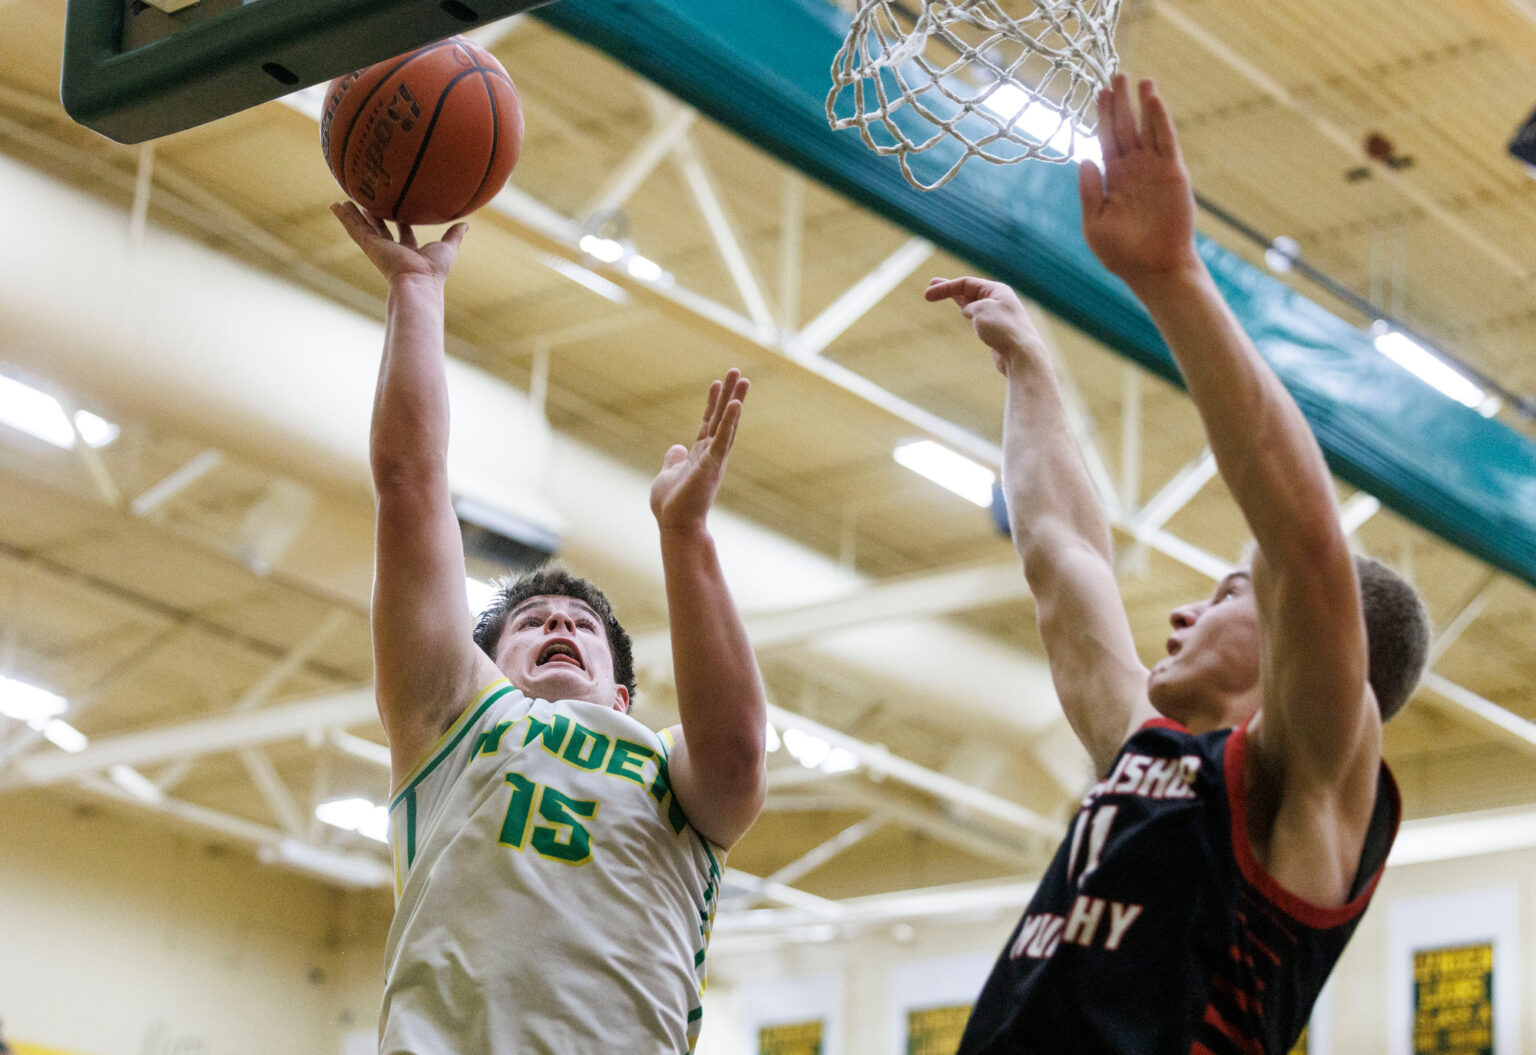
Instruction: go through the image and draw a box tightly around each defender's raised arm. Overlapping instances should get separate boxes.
[1079,77,1377,905]
[925,278,1152,776]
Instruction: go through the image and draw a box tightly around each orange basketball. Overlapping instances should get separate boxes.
[321,36,523,226]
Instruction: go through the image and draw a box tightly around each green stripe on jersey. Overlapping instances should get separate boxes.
[390,684,517,810]
[406,790,418,868]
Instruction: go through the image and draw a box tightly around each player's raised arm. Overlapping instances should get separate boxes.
[331,203,499,786]
[1078,77,1376,874]
[652,371,767,850]
[926,278,1153,776]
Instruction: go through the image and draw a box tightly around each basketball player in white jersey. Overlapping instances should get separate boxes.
[331,201,767,1054]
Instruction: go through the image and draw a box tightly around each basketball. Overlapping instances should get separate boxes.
[321,36,523,226]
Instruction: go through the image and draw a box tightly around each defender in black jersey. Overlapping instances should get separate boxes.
[927,77,1429,1055]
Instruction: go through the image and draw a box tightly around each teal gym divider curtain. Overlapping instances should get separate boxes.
[536,0,1536,587]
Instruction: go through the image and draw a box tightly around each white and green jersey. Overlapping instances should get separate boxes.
[380,679,725,1055]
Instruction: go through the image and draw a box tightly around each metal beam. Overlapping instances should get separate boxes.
[715,877,1037,938]
[671,132,776,333]
[7,688,376,788]
[157,608,351,791]
[778,173,804,331]
[764,815,886,890]
[131,448,224,518]
[78,772,391,888]
[724,867,843,917]
[239,747,307,836]
[829,784,1029,868]
[765,702,1058,837]
[645,559,1026,655]
[61,396,122,507]
[1133,449,1218,535]
[327,728,392,769]
[794,237,934,358]
[1420,673,1536,757]
[129,142,154,246]
[1428,572,1500,667]
[0,618,191,769]
[1339,492,1382,537]
[579,101,695,222]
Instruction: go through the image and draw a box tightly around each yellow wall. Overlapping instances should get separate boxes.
[703,847,1536,1055]
[0,791,389,1055]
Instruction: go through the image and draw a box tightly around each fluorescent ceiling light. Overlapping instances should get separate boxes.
[820,747,859,774]
[537,252,630,304]
[893,440,996,507]
[764,722,781,753]
[782,727,829,769]
[1371,325,1486,411]
[0,374,119,449]
[781,727,859,775]
[979,84,1102,164]
[0,675,67,728]
[626,253,669,285]
[578,234,626,264]
[316,796,390,843]
[1264,235,1299,273]
[44,720,89,753]
[109,764,164,802]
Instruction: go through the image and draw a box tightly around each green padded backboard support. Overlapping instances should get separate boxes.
[61,0,555,143]
[535,0,1536,588]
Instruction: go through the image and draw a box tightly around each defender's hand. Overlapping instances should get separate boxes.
[651,370,749,532]
[1077,76,1200,288]
[925,276,1047,375]
[330,201,467,285]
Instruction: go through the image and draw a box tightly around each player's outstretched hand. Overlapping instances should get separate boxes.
[330,201,467,285]
[925,276,1047,375]
[651,370,749,533]
[1077,75,1199,289]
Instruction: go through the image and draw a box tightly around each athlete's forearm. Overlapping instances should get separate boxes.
[1000,346,1115,575]
[659,526,766,772]
[371,274,453,488]
[1129,264,1343,566]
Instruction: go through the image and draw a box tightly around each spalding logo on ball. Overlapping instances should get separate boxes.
[322,36,524,225]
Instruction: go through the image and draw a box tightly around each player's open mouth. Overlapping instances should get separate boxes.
[536,642,585,670]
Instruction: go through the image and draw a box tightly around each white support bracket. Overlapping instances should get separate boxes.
[671,133,777,334]
[579,103,696,223]
[793,237,934,359]
[131,448,224,518]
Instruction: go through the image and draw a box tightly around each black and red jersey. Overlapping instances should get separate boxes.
[957,718,1399,1055]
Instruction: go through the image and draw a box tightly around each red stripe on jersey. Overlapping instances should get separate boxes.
[1190,1044,1222,1055]
[1224,723,1401,930]
[1211,974,1261,1014]
[1202,1005,1265,1055]
[1243,929,1282,966]
[1226,944,1261,977]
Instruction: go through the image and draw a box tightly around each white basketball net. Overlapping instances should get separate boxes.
[828,0,1124,191]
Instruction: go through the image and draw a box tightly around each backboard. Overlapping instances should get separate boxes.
[62,0,554,144]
